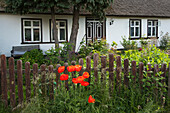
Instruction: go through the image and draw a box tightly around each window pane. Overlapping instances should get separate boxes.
[33,21,39,27]
[87,27,91,37]
[24,21,31,26]
[152,27,156,36]
[33,29,40,41]
[131,21,134,26]
[135,27,139,36]
[148,27,151,36]
[60,29,65,40]
[148,21,151,26]
[136,21,139,25]
[130,27,134,37]
[60,22,65,27]
[25,29,31,41]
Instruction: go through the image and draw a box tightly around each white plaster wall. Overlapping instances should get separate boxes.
[1,13,170,56]
[0,13,75,56]
[106,17,170,48]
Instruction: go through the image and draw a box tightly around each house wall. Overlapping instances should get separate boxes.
[106,17,170,48]
[0,13,86,56]
[0,13,170,57]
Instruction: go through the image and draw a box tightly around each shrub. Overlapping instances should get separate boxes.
[121,45,170,67]
[159,32,170,50]
[78,39,109,58]
[45,43,78,66]
[20,49,44,67]
[120,36,138,49]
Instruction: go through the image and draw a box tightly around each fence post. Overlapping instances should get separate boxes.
[86,56,91,84]
[25,62,31,101]
[154,64,159,98]
[132,61,136,83]
[40,64,46,96]
[17,60,23,104]
[33,63,38,96]
[161,63,166,85]
[1,55,8,106]
[64,63,69,91]
[109,53,114,92]
[94,53,99,83]
[116,56,121,92]
[79,58,84,76]
[124,59,129,87]
[48,65,54,99]
[56,64,61,90]
[71,61,76,89]
[101,56,107,85]
[168,63,170,98]
[139,62,144,90]
[9,57,16,107]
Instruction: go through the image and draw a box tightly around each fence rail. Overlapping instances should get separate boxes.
[0,53,170,108]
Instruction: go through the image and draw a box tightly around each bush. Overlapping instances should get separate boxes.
[121,45,170,67]
[78,39,109,58]
[45,43,78,66]
[120,36,138,50]
[159,32,170,50]
[20,49,44,67]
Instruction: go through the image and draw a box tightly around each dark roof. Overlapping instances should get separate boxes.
[106,0,170,17]
[1,0,170,17]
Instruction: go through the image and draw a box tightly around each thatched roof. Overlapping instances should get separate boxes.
[106,0,170,17]
[1,0,170,17]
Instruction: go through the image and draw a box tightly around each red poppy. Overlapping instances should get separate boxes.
[88,95,95,103]
[72,78,78,84]
[82,72,90,78]
[67,65,75,72]
[81,81,89,86]
[58,66,65,73]
[75,65,82,72]
[139,48,142,51]
[76,76,85,83]
[60,74,69,81]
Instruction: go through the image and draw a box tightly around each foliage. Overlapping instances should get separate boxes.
[78,39,109,58]
[45,42,78,66]
[20,49,44,67]
[21,68,166,113]
[45,46,61,66]
[140,38,148,48]
[121,45,170,67]
[159,32,170,50]
[120,36,138,49]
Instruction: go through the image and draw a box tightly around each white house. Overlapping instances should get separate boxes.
[1,0,170,57]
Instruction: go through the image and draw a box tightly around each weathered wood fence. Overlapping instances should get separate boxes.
[0,53,170,108]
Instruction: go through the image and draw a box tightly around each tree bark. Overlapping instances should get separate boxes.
[69,6,80,52]
[51,6,59,49]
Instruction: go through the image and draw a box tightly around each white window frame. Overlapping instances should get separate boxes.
[147,20,158,37]
[130,20,141,38]
[51,20,67,42]
[22,19,42,43]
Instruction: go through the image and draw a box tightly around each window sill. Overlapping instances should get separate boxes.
[129,37,159,40]
[21,41,68,44]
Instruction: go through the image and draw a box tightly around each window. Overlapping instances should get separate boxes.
[50,20,67,42]
[129,19,141,38]
[22,19,42,43]
[148,20,158,37]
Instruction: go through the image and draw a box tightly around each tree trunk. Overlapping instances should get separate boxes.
[69,6,80,52]
[51,6,59,49]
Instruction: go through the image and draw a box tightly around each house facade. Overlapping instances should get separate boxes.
[1,0,170,56]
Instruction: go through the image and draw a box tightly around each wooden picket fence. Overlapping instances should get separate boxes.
[0,53,170,108]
